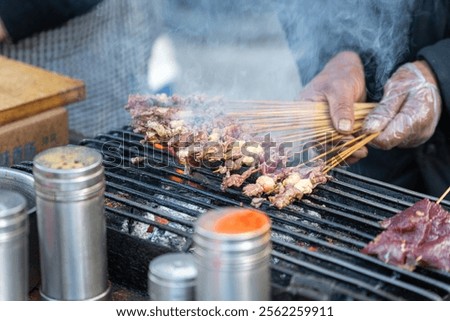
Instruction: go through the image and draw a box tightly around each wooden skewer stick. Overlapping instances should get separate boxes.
[324,134,375,168]
[227,104,373,110]
[436,186,450,204]
[252,125,334,136]
[294,133,344,152]
[251,118,365,133]
[237,112,370,123]
[323,133,379,173]
[227,108,374,117]
[304,133,369,165]
[224,100,377,109]
[274,124,364,141]
[324,141,365,169]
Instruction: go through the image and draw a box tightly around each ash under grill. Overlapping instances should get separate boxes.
[14,127,450,300]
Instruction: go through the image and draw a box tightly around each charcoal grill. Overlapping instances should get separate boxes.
[14,127,450,301]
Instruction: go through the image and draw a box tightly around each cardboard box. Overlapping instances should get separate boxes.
[0,108,68,166]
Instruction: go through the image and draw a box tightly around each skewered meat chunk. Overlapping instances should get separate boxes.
[244,165,329,209]
[256,175,277,193]
[221,167,258,190]
[269,185,304,209]
[361,198,450,271]
[242,174,278,198]
[282,172,302,186]
[293,179,314,194]
[243,183,265,197]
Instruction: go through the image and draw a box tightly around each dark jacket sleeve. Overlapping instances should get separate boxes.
[0,0,102,42]
[417,39,450,135]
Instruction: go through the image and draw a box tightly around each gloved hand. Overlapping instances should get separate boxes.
[363,61,442,150]
[299,51,367,133]
[299,51,367,164]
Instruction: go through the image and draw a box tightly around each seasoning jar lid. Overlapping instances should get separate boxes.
[195,207,271,242]
[0,189,27,237]
[194,207,272,265]
[33,146,104,198]
[148,253,197,301]
[149,253,197,282]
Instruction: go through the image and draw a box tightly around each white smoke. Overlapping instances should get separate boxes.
[275,0,416,100]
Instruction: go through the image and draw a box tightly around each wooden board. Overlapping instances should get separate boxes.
[0,55,85,126]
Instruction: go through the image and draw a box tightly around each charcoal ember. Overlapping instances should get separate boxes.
[361,199,450,272]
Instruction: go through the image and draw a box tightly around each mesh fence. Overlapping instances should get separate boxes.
[0,0,163,137]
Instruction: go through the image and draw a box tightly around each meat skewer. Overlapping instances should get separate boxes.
[125,94,370,209]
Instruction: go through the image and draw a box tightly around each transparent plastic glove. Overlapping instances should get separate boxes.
[299,51,367,164]
[363,61,442,150]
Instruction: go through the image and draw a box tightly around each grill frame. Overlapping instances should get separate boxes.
[14,127,450,300]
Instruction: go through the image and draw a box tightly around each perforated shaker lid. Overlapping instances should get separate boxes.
[149,253,197,281]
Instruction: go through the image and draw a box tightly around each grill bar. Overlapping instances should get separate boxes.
[271,265,376,301]
[105,189,196,228]
[272,250,403,301]
[317,185,407,214]
[325,179,415,208]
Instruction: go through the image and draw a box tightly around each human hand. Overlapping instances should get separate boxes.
[363,61,442,150]
[299,51,366,134]
[299,51,367,164]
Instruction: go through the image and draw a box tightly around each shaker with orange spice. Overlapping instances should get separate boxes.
[193,208,272,300]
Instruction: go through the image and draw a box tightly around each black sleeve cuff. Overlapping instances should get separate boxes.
[417,39,450,117]
[0,0,102,42]
[417,39,450,138]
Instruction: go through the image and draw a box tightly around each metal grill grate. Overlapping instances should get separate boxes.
[14,127,450,300]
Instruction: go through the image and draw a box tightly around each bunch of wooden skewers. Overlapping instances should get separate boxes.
[224,100,379,172]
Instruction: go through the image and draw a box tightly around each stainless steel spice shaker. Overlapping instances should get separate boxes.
[148,253,197,301]
[33,146,110,301]
[0,168,41,292]
[0,190,29,301]
[194,207,272,300]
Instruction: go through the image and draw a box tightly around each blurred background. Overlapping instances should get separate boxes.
[152,0,301,100]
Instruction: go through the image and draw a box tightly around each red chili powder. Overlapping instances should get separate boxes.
[213,209,270,234]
